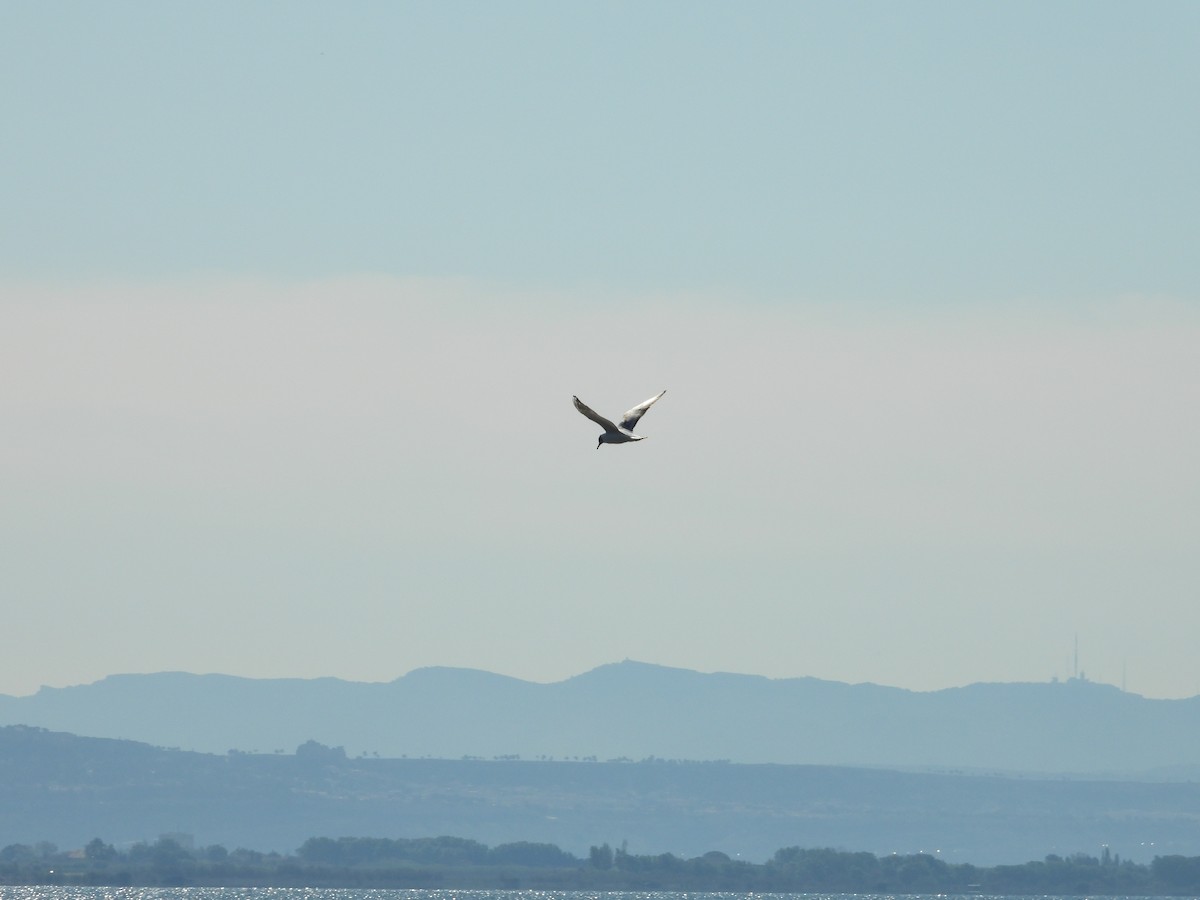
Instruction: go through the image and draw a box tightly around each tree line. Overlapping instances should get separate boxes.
[4,833,1200,894]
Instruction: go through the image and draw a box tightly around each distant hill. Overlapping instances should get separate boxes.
[4,724,1200,867]
[2,661,1198,774]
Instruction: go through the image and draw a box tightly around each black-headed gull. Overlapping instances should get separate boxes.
[573,390,666,449]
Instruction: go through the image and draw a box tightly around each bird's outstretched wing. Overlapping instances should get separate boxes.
[573,395,619,433]
[620,390,666,432]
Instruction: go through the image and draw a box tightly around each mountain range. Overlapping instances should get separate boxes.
[2,661,1198,775]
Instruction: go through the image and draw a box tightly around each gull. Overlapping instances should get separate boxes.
[573,390,666,449]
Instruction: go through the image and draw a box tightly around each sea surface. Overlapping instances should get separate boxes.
[0,890,1191,900]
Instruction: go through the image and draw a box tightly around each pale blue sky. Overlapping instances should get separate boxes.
[2,3,1198,698]
[5,1,1198,297]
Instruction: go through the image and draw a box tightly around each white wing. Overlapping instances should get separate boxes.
[619,390,666,432]
[573,395,619,433]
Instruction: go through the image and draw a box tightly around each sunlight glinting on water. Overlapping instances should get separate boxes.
[0,888,1171,900]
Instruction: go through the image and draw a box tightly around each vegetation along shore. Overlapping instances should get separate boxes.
[5,834,1200,894]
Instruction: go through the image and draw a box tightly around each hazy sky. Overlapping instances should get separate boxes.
[3,2,1198,699]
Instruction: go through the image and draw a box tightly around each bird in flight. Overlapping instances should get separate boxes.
[573,390,666,449]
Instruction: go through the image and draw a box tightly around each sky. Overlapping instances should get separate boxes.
[2,2,1198,699]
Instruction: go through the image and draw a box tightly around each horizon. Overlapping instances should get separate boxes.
[5,656,1186,703]
[3,3,1198,701]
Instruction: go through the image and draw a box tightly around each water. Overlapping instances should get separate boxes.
[0,890,1188,900]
